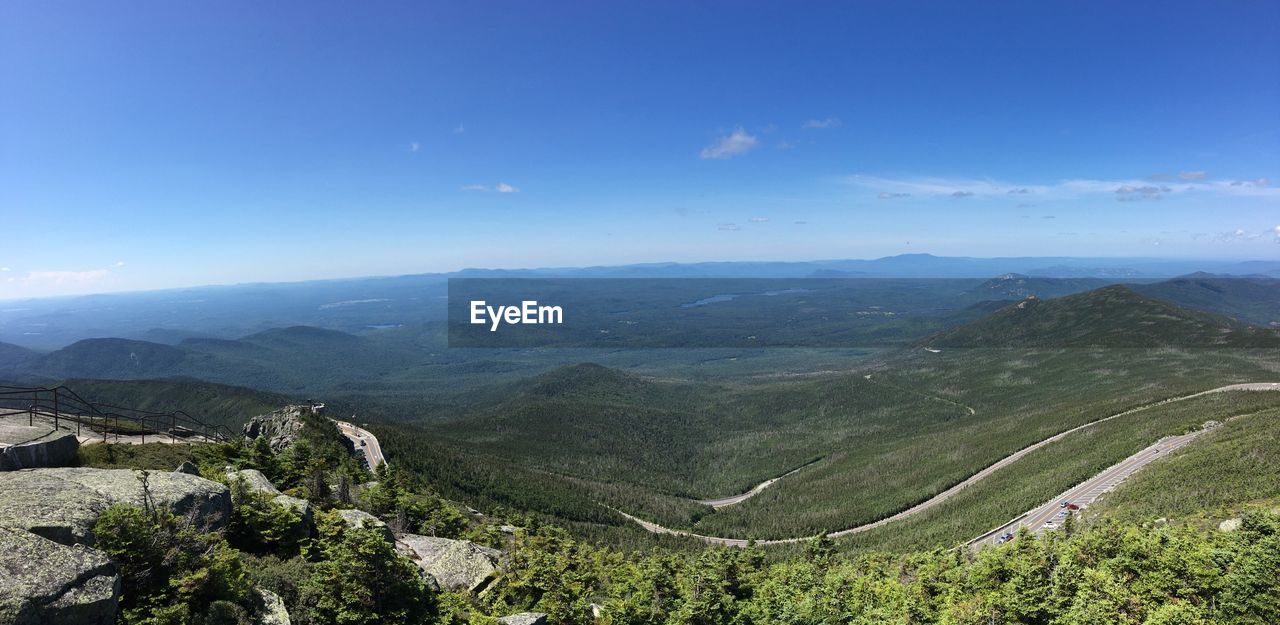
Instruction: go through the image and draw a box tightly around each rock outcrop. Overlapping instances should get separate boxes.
[396,534,502,593]
[0,424,79,471]
[0,526,119,625]
[174,461,200,476]
[336,508,393,543]
[242,406,311,452]
[254,588,291,625]
[498,613,548,625]
[0,468,230,546]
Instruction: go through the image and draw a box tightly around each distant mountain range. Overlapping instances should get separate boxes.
[1,253,1277,349]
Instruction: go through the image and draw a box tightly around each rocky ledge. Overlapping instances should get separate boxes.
[0,467,230,546]
[0,423,79,472]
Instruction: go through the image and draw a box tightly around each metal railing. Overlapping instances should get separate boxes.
[0,385,235,443]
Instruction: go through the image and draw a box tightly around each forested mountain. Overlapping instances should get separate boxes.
[929,285,1280,348]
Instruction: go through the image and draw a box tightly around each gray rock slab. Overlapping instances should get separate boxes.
[0,526,119,625]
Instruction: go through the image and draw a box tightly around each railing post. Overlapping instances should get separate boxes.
[172,414,176,444]
[52,391,59,431]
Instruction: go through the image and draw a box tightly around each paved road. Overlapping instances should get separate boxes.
[696,463,814,508]
[334,419,386,469]
[970,427,1212,548]
[617,382,1280,546]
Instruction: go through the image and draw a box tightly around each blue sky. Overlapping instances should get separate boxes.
[2,1,1278,297]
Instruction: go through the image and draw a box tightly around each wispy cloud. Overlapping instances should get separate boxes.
[717,223,741,231]
[23,269,110,285]
[747,217,770,223]
[114,261,125,267]
[1179,170,1207,181]
[845,174,1280,201]
[453,124,465,134]
[1115,184,1169,202]
[1229,177,1270,187]
[1215,227,1278,243]
[461,182,519,193]
[700,128,759,160]
[408,142,421,153]
[802,117,841,129]
[0,267,9,272]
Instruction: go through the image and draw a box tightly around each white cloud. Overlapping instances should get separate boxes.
[461,184,488,191]
[878,192,910,199]
[951,190,974,198]
[717,223,741,231]
[453,124,465,134]
[748,217,770,223]
[408,142,421,153]
[1178,170,1207,180]
[802,117,841,129]
[495,182,519,193]
[700,128,759,160]
[0,267,8,272]
[114,261,125,267]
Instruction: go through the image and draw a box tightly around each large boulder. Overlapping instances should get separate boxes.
[0,526,119,625]
[498,613,548,625]
[0,468,230,546]
[0,424,79,471]
[396,534,502,593]
[242,406,311,452]
[336,508,393,543]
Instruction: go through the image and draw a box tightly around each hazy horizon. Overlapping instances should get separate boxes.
[1,251,1278,304]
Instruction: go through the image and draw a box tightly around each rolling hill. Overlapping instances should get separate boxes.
[1132,273,1280,327]
[929,285,1280,348]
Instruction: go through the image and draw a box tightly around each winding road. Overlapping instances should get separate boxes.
[617,382,1280,546]
[312,383,1279,547]
[334,419,386,469]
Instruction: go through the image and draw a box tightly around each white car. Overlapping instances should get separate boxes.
[1042,522,1059,530]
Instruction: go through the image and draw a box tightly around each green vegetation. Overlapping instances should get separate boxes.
[78,442,199,470]
[1087,406,1280,525]
[86,414,1280,624]
[93,475,254,625]
[829,390,1280,555]
[388,343,1277,541]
